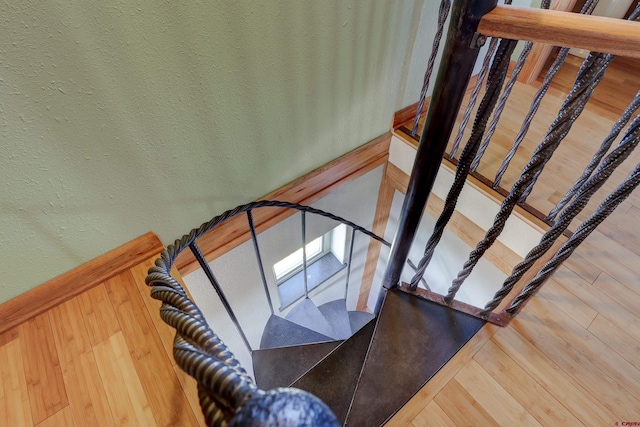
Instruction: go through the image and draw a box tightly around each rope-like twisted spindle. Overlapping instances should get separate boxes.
[449,37,500,158]
[481,113,640,316]
[412,0,452,136]
[492,0,602,188]
[506,162,640,316]
[547,90,640,222]
[409,38,518,289]
[471,0,552,173]
[444,50,615,304]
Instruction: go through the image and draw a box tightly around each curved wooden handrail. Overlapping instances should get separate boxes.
[478,6,640,58]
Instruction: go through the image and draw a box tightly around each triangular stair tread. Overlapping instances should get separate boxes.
[291,318,376,425]
[345,289,485,426]
[348,310,375,335]
[252,340,342,390]
[318,299,352,339]
[260,314,334,350]
[285,297,339,339]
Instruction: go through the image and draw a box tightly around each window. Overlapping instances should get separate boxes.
[274,224,348,309]
[273,235,326,283]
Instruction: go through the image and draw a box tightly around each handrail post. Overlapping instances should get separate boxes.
[247,209,274,315]
[382,0,498,290]
[344,228,357,300]
[301,211,309,298]
[189,241,253,353]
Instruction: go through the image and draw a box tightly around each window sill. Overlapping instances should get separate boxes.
[277,253,346,310]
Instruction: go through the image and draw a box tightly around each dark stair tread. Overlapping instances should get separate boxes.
[285,297,340,339]
[260,314,334,350]
[345,289,485,426]
[253,340,342,390]
[291,318,376,425]
[318,299,352,339]
[348,310,375,335]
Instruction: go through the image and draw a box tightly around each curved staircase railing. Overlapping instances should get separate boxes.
[145,200,390,426]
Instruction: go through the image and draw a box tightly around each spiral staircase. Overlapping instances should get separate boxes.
[253,292,483,425]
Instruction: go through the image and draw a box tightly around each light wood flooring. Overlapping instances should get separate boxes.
[388,55,640,425]
[0,256,206,427]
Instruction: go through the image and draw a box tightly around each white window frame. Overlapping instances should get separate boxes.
[273,224,347,286]
[273,234,328,284]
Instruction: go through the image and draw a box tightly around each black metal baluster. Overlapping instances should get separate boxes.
[189,241,252,353]
[344,228,357,300]
[301,211,309,298]
[382,0,498,290]
[247,210,274,315]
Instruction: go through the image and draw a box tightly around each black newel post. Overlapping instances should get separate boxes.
[382,0,498,290]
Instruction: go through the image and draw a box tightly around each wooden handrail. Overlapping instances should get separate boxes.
[478,6,640,58]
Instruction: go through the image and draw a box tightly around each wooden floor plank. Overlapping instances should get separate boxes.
[553,265,640,345]
[492,326,616,425]
[531,288,640,402]
[0,338,33,427]
[434,378,500,427]
[474,340,584,426]
[105,269,200,427]
[128,258,176,364]
[537,276,597,329]
[592,271,640,318]
[385,323,499,426]
[19,312,69,425]
[93,332,157,427]
[104,271,161,361]
[588,314,640,371]
[513,301,640,419]
[78,284,121,347]
[49,297,115,427]
[36,406,75,427]
[410,401,456,427]
[173,365,207,427]
[453,359,543,426]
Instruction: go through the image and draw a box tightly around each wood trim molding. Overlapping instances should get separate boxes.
[357,164,396,311]
[175,133,392,276]
[479,6,640,58]
[0,232,164,335]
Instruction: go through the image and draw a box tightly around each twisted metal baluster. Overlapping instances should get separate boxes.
[449,37,500,158]
[547,92,640,222]
[481,113,640,316]
[444,51,614,304]
[412,0,452,136]
[516,4,640,201]
[506,162,640,316]
[492,0,602,188]
[410,38,518,289]
[470,0,552,173]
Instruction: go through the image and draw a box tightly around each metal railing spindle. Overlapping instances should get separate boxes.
[189,241,253,353]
